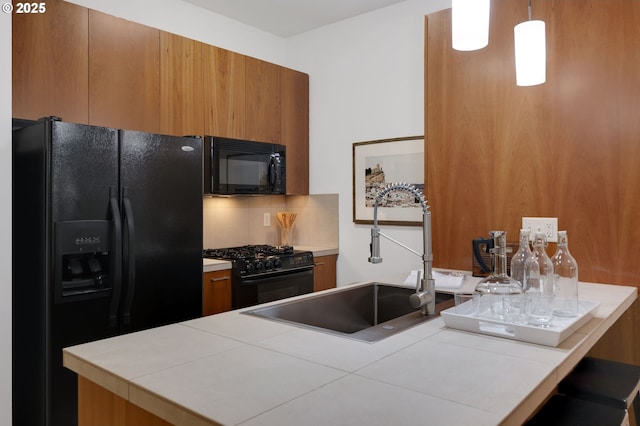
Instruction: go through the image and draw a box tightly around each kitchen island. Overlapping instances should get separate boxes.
[64,278,636,425]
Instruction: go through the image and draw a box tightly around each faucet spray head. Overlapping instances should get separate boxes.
[368,226,382,263]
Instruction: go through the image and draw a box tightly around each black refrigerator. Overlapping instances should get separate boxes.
[12,118,203,426]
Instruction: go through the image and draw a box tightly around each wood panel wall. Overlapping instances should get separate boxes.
[425,0,640,362]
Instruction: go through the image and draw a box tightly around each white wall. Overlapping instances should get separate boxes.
[1,5,11,424]
[287,0,450,285]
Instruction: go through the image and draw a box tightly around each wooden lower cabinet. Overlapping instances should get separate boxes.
[313,254,337,292]
[202,269,232,316]
[78,376,171,426]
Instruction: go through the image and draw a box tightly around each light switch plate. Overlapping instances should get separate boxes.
[522,217,558,243]
[263,212,270,227]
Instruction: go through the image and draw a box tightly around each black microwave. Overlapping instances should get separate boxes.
[204,136,286,195]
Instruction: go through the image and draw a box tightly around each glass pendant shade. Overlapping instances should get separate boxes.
[514,20,546,86]
[452,0,490,51]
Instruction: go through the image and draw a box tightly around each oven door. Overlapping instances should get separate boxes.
[233,267,314,309]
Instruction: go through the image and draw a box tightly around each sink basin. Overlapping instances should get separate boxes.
[242,282,454,342]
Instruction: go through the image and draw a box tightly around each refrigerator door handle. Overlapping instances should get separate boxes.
[108,186,122,327]
[122,187,136,326]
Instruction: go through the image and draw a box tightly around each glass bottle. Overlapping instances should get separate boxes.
[524,233,554,295]
[524,233,555,327]
[474,231,524,319]
[510,229,532,289]
[551,230,579,317]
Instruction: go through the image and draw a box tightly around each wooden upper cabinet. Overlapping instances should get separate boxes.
[88,11,160,133]
[244,57,281,143]
[12,0,89,123]
[160,32,204,137]
[203,45,246,138]
[204,50,309,193]
[13,0,310,189]
[280,68,309,195]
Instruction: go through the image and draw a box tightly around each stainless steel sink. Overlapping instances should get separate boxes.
[242,282,454,342]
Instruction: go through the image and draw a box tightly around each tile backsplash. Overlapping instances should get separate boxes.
[203,194,339,249]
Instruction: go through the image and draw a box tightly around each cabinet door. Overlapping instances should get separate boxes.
[89,10,160,133]
[160,32,204,137]
[245,57,281,143]
[313,255,337,292]
[203,45,245,138]
[202,270,232,316]
[280,68,310,194]
[78,376,172,426]
[12,0,89,123]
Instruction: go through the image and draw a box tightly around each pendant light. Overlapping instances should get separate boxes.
[514,0,546,86]
[452,0,491,51]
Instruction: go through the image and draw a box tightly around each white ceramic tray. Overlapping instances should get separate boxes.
[441,299,600,347]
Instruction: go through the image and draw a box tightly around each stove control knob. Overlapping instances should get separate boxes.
[254,261,264,272]
[264,259,274,270]
[273,259,282,269]
[244,262,254,274]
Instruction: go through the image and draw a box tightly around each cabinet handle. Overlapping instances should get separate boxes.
[315,262,326,266]
[211,276,230,282]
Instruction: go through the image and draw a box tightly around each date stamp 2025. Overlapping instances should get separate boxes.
[3,2,47,14]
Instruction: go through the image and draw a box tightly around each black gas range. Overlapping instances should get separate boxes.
[203,245,315,309]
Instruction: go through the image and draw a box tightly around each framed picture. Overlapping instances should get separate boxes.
[352,136,425,226]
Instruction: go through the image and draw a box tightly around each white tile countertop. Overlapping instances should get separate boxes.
[293,245,339,257]
[64,278,636,426]
[202,258,232,272]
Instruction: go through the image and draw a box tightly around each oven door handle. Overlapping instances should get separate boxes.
[238,266,314,283]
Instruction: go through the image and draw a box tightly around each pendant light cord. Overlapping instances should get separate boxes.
[528,0,532,21]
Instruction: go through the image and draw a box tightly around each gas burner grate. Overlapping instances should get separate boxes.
[203,245,295,260]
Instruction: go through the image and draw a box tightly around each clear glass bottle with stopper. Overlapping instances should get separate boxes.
[510,229,532,289]
[524,233,554,295]
[474,230,524,319]
[524,233,555,327]
[551,230,579,317]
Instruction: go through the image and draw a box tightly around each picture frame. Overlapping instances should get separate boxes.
[352,136,425,226]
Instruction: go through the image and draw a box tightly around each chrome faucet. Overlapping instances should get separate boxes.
[368,183,435,315]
